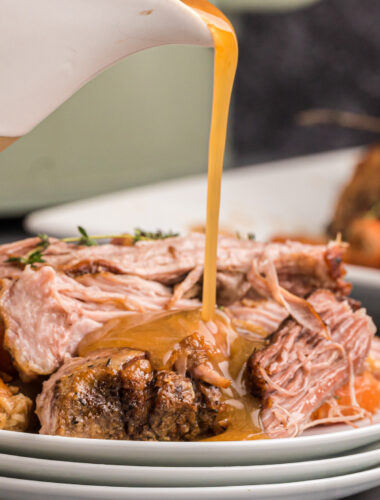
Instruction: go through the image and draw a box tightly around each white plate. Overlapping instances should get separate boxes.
[20,146,380,471]
[25,146,362,239]
[1,468,380,500]
[25,146,380,285]
[25,146,380,283]
[347,265,380,287]
[0,442,379,487]
[1,413,379,466]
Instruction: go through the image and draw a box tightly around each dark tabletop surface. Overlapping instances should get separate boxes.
[0,217,29,244]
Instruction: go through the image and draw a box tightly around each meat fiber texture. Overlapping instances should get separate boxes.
[248,290,376,438]
[0,234,348,379]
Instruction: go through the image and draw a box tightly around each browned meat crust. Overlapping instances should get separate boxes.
[37,349,149,439]
[139,372,223,441]
[36,348,224,441]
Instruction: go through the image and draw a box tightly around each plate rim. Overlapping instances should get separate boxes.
[0,441,379,471]
[0,465,379,492]
[1,419,380,450]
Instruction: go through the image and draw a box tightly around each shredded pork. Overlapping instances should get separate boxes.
[0,235,348,379]
[248,290,376,437]
[0,233,376,440]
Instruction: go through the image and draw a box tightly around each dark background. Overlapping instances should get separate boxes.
[234,0,380,165]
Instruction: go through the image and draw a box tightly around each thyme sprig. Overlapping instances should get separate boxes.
[132,228,179,242]
[61,227,179,245]
[6,233,50,267]
[5,225,256,271]
[5,227,180,269]
[62,226,98,247]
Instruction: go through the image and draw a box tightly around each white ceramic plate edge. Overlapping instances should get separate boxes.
[0,467,380,500]
[1,413,379,466]
[0,442,379,487]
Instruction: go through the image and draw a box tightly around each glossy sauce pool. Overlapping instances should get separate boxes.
[79,309,266,440]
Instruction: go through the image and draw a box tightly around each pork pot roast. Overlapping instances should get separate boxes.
[0,233,378,439]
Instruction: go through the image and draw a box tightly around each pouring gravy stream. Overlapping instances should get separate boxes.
[1,0,260,440]
[182,0,238,322]
[0,136,19,153]
[79,2,267,440]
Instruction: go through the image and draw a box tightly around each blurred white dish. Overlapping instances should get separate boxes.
[347,265,380,287]
[25,146,362,239]
[1,467,380,500]
[26,146,380,288]
[0,442,379,487]
[0,412,379,466]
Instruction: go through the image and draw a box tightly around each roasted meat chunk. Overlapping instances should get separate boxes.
[36,348,152,439]
[144,371,200,441]
[36,348,224,441]
[140,370,225,441]
[0,377,32,432]
[169,332,231,389]
[247,290,376,438]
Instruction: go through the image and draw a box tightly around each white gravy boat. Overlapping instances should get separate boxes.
[0,0,212,138]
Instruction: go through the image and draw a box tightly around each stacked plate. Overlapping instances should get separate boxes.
[14,146,380,498]
[0,414,379,500]
[7,147,377,498]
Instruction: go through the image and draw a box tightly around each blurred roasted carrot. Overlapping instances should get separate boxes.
[345,218,380,268]
[313,371,380,420]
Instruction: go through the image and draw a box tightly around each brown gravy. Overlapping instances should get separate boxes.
[78,309,266,440]
[181,0,238,322]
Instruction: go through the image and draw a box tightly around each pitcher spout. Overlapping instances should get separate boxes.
[0,0,213,138]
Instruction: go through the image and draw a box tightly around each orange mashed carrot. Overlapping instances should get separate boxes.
[313,371,380,420]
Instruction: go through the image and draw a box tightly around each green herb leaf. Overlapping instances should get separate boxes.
[37,233,50,250]
[6,249,45,268]
[6,234,49,268]
[247,232,255,241]
[77,226,98,246]
[132,228,179,242]
[27,249,46,266]
[7,227,180,268]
